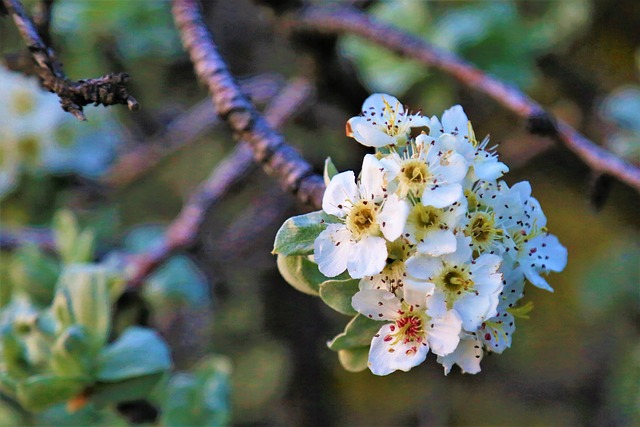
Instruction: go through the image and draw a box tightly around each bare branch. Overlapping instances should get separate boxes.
[0,228,55,252]
[125,77,315,288]
[33,0,54,46]
[2,0,138,120]
[104,74,284,187]
[171,0,325,207]
[288,6,640,194]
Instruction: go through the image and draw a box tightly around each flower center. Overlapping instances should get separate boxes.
[406,204,442,243]
[384,303,426,347]
[436,266,473,309]
[12,89,36,115]
[465,211,503,254]
[346,200,378,239]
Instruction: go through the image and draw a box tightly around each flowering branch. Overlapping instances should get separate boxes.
[104,74,283,187]
[171,0,325,207]
[126,77,314,288]
[1,0,139,120]
[288,6,640,194]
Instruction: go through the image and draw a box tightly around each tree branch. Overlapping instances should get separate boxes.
[2,0,138,120]
[171,0,325,207]
[288,6,640,194]
[104,74,283,187]
[125,77,314,288]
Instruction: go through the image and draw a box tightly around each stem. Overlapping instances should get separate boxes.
[289,6,640,193]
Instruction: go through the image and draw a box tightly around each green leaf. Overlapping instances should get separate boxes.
[96,326,172,382]
[162,356,232,427]
[328,315,381,351]
[16,375,88,412]
[50,326,93,377]
[144,255,210,312]
[92,373,165,406]
[53,210,79,264]
[55,264,118,352]
[273,211,337,256]
[338,347,369,372]
[9,245,60,306]
[323,157,339,186]
[276,255,327,296]
[319,279,359,315]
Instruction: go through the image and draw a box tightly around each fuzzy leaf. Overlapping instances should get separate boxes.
[328,315,381,351]
[276,255,326,296]
[338,347,369,372]
[96,327,172,382]
[323,157,339,186]
[273,211,337,256]
[16,375,88,412]
[319,279,359,315]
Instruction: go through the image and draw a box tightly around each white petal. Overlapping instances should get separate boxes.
[427,309,462,356]
[454,293,498,331]
[352,289,401,320]
[401,280,435,308]
[436,151,469,184]
[441,105,469,138]
[368,323,429,376]
[314,224,353,277]
[405,254,443,280]
[417,229,457,256]
[421,183,463,208]
[523,268,554,292]
[359,154,386,202]
[437,335,483,375]
[363,93,403,115]
[347,116,397,147]
[474,156,509,180]
[346,236,387,278]
[425,290,448,319]
[379,153,402,181]
[323,171,358,217]
[480,313,515,354]
[443,235,473,266]
[378,195,410,241]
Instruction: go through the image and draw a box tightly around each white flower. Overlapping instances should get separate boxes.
[352,281,462,375]
[405,236,503,331]
[359,238,413,292]
[498,181,568,291]
[346,93,430,147]
[429,105,508,181]
[314,155,410,278]
[381,133,468,208]
[437,333,483,375]
[404,199,466,256]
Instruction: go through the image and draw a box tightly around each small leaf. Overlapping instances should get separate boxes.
[16,375,88,412]
[276,254,328,296]
[50,326,93,377]
[328,315,381,351]
[338,347,369,372]
[319,279,359,315]
[323,157,339,186]
[144,255,210,312]
[53,210,79,265]
[55,264,117,352]
[96,326,172,382]
[92,373,165,406]
[73,230,95,264]
[273,211,337,256]
[10,245,60,306]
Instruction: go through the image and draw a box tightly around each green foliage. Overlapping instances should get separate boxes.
[160,356,232,427]
[323,157,339,186]
[273,210,338,256]
[328,315,381,352]
[319,279,359,316]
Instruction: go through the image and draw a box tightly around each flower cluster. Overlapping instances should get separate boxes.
[275,94,567,376]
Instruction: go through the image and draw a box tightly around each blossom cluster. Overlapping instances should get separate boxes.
[313,94,567,375]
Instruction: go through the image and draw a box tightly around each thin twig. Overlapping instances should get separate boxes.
[288,6,640,193]
[33,0,54,46]
[2,0,138,120]
[0,228,55,252]
[171,0,325,207]
[125,77,315,288]
[104,74,284,187]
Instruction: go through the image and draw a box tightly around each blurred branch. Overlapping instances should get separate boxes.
[33,0,54,46]
[288,6,640,194]
[125,77,315,288]
[172,0,325,207]
[104,74,284,187]
[1,0,138,120]
[0,227,55,252]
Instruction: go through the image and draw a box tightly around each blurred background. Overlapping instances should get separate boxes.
[0,0,639,426]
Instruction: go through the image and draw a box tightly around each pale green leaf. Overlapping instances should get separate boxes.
[273,211,337,256]
[338,347,369,372]
[319,279,359,316]
[328,315,381,351]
